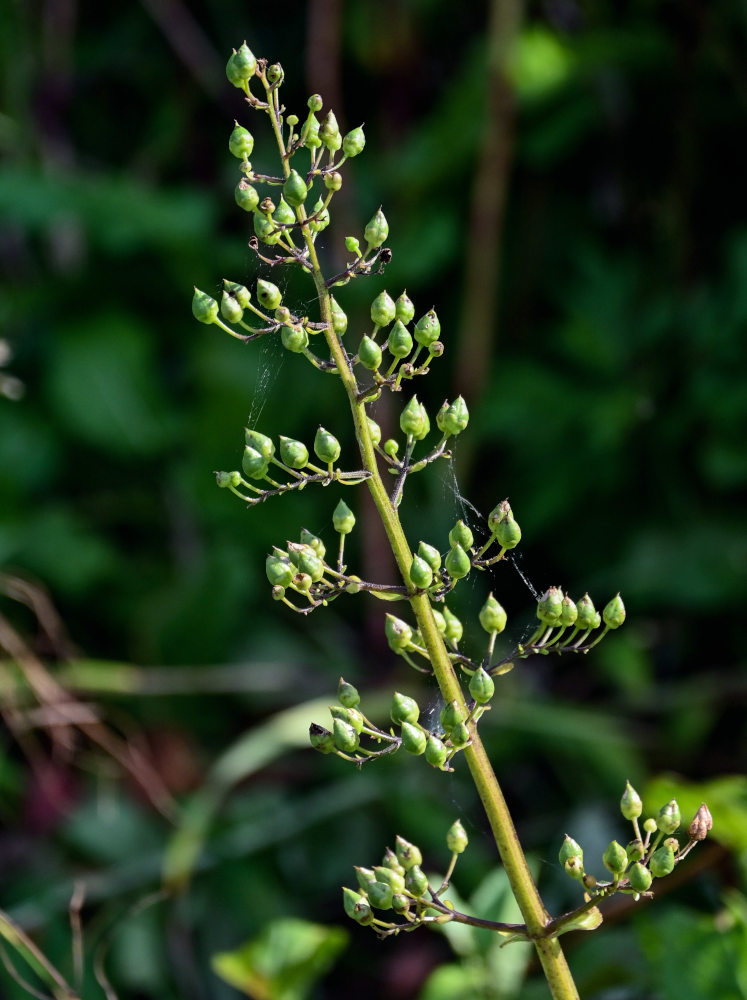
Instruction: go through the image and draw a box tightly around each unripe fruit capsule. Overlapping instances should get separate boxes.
[446,819,469,854]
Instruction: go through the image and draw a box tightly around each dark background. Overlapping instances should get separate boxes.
[1,1,746,998]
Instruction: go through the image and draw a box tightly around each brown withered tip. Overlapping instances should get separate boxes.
[688,802,713,841]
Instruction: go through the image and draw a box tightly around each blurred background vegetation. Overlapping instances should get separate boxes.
[1,0,746,997]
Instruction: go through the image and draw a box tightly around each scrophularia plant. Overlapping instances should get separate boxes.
[192,42,713,1000]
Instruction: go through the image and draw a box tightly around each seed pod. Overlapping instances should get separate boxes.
[192,288,218,324]
[450,722,470,748]
[342,125,366,157]
[395,835,422,871]
[364,207,389,248]
[643,817,658,835]
[281,325,309,353]
[469,666,495,705]
[496,515,521,550]
[367,880,393,910]
[253,213,280,245]
[390,691,420,725]
[559,593,577,627]
[241,446,268,479]
[283,168,308,207]
[345,236,361,255]
[215,470,240,488]
[405,864,429,897]
[329,296,348,336]
[293,572,312,593]
[299,529,325,559]
[417,541,441,574]
[319,111,342,151]
[442,606,463,645]
[370,290,396,328]
[445,544,470,580]
[309,723,335,754]
[626,839,645,862]
[279,436,309,469]
[367,417,381,446]
[414,309,441,347]
[308,94,323,112]
[441,396,469,436]
[274,196,295,226]
[245,428,275,459]
[332,717,359,753]
[385,614,412,653]
[603,593,626,629]
[314,427,341,463]
[373,865,405,893]
[395,291,415,324]
[401,722,426,755]
[559,835,583,868]
[226,43,257,87]
[220,291,243,324]
[303,113,321,148]
[409,554,433,590]
[392,893,410,914]
[656,799,681,835]
[338,677,360,708]
[446,819,469,855]
[621,781,643,820]
[266,63,283,85]
[575,593,597,629]
[387,320,413,359]
[223,280,251,308]
[383,438,399,458]
[649,844,675,878]
[688,802,713,841]
[381,847,405,874]
[448,520,473,551]
[266,552,293,588]
[358,335,382,371]
[628,862,653,892]
[431,609,446,634]
[478,593,507,635]
[342,887,368,922]
[234,179,259,212]
[324,171,342,192]
[229,123,254,159]
[537,586,563,626]
[296,546,324,582]
[487,499,511,533]
[309,199,330,232]
[256,279,282,311]
[400,395,427,439]
[602,840,628,875]
[425,735,448,769]
[333,499,356,535]
[355,867,376,891]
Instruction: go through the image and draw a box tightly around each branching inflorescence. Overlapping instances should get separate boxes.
[192,43,712,1000]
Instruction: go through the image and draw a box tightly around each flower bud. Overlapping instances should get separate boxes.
[442,606,463,645]
[383,438,399,458]
[337,677,360,709]
[602,840,628,875]
[643,817,657,835]
[417,541,441,573]
[395,836,422,871]
[192,288,218,324]
[226,43,257,87]
[329,296,347,336]
[245,428,275,459]
[342,125,366,157]
[603,593,626,629]
[409,554,433,590]
[266,552,293,588]
[234,179,259,212]
[621,781,643,820]
[319,111,341,151]
[345,236,361,255]
[367,880,393,910]
[401,722,426,755]
[469,666,495,705]
[332,717,359,753]
[229,123,254,159]
[266,63,283,85]
[370,290,396,327]
[281,325,309,353]
[385,614,413,653]
[358,335,382,371]
[241,446,268,479]
[405,864,429,897]
[309,722,335,754]
[439,700,465,734]
[449,722,470,748]
[425,735,448,769]
[387,320,413,359]
[414,309,441,347]
[649,844,675,878]
[400,395,428,439]
[448,520,473,551]
[628,862,653,892]
[256,279,282,311]
[314,427,341,463]
[395,291,415,324]
[688,802,713,841]
[324,170,342,191]
[283,168,308,207]
[220,291,243,324]
[446,819,469,855]
[440,396,469,436]
[656,799,681,835]
[364,207,389,248]
[445,544,470,580]
[575,593,597,629]
[390,691,420,725]
[478,593,507,635]
[537,587,563,626]
[495,515,521,550]
[278,435,309,469]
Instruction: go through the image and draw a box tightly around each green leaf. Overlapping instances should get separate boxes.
[211,918,347,1000]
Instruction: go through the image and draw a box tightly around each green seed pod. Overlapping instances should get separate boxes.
[338,677,360,708]
[220,291,243,324]
[329,296,348,336]
[370,290,396,327]
[309,198,330,232]
[656,799,681,835]
[226,43,257,87]
[478,593,507,635]
[279,436,309,469]
[395,835,422,871]
[332,717,359,753]
[215,470,240,488]
[643,817,658,835]
[602,840,628,875]
[626,839,645,863]
[332,705,364,734]
[664,836,680,853]
[381,847,405,874]
[385,614,412,653]
[274,196,295,226]
[392,893,410,914]
[303,113,321,148]
[373,865,405,893]
[319,111,342,151]
[383,438,399,458]
[345,236,361,256]
[409,554,433,590]
[446,819,469,855]
[364,207,389,248]
[450,721,470,748]
[355,866,376,891]
[241,445,268,479]
[404,864,429,897]
[367,417,381,446]
[283,168,308,208]
[293,572,312,593]
[387,320,413,359]
[439,700,464,735]
[342,125,366,157]
[431,609,446,634]
[333,499,356,535]
[401,722,426,755]
[342,886,365,920]
[229,123,254,159]
[266,552,293,588]
[575,593,597,629]
[441,396,469,436]
[425,735,448,769]
[313,427,341,464]
[245,428,275,459]
[358,335,382,371]
[414,309,441,347]
[234,179,259,212]
[308,94,323,112]
[564,856,585,880]
[367,880,394,910]
[274,304,292,325]
[442,606,463,645]
[299,529,325,559]
[445,544,471,581]
[603,593,626,629]
[281,325,309,353]
[286,114,299,127]
[649,844,675,878]
[496,515,521,550]
[487,499,511,533]
[253,213,280,245]
[395,291,415,324]
[559,593,577,627]
[296,546,324,583]
[223,280,251,308]
[448,520,473,551]
[390,691,420,725]
[266,63,283,85]
[417,541,441,574]
[192,288,218,324]
[537,586,563,626]
[621,781,643,820]
[628,862,653,893]
[429,341,444,357]
[256,279,282,311]
[309,723,336,754]
[400,395,427,439]
[559,835,584,868]
[324,171,342,192]
[469,666,495,705]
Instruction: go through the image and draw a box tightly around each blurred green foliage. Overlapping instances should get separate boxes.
[1,1,746,998]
